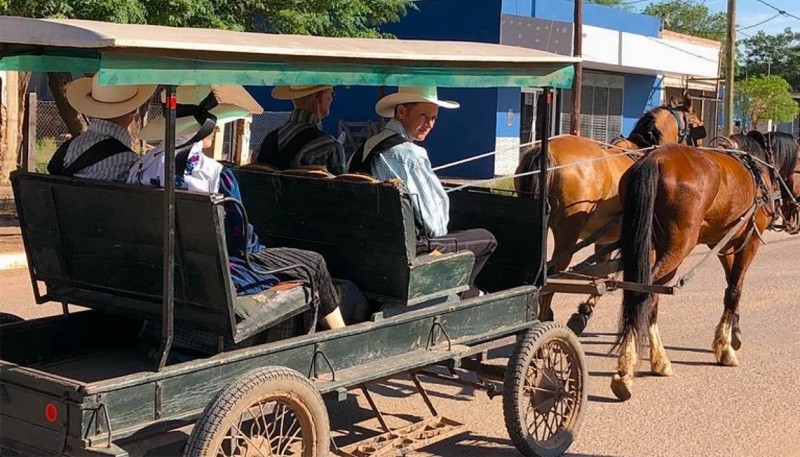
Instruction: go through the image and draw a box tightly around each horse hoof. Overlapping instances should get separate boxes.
[567,312,588,335]
[718,350,739,367]
[610,374,633,401]
[731,329,742,351]
[651,360,673,377]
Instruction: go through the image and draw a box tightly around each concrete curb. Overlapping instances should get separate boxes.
[0,252,27,270]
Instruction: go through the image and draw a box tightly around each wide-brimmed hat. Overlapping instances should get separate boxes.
[271,85,332,100]
[66,74,156,119]
[375,86,459,118]
[140,85,263,141]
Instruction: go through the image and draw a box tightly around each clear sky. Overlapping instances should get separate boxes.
[637,0,798,37]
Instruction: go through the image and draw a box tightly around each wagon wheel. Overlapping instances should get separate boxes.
[185,367,329,457]
[503,322,587,457]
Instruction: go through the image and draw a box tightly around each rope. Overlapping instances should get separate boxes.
[444,145,653,194]
[432,135,644,173]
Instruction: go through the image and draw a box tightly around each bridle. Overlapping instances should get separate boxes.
[669,106,705,147]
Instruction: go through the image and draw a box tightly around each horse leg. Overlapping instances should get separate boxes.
[646,232,695,377]
[567,241,615,334]
[648,294,673,376]
[714,246,742,350]
[713,236,760,366]
[611,328,638,401]
[539,215,587,322]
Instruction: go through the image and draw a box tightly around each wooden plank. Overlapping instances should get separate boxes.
[570,259,621,277]
[610,281,674,295]
[542,278,607,295]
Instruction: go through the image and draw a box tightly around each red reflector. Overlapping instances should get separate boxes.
[168,94,177,109]
[44,403,58,422]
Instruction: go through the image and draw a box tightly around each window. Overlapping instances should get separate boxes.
[559,72,624,143]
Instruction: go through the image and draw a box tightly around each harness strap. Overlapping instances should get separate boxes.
[674,204,757,289]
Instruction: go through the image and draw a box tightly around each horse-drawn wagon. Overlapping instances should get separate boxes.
[0,17,587,456]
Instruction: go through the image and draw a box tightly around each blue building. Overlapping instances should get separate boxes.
[249,0,721,178]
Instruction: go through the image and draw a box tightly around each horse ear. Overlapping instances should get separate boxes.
[746,130,767,149]
[668,95,678,108]
[682,92,692,110]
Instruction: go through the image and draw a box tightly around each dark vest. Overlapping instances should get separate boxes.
[255,126,327,170]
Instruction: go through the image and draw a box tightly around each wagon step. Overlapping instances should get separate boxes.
[332,415,467,457]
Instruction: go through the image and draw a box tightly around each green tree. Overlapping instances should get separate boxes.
[735,75,799,128]
[642,0,726,41]
[586,0,634,12]
[0,0,413,185]
[738,28,800,92]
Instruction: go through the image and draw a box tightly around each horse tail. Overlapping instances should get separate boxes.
[614,159,659,354]
[515,146,553,198]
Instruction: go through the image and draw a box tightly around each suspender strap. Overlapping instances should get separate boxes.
[47,137,132,177]
[256,126,327,169]
[348,133,408,174]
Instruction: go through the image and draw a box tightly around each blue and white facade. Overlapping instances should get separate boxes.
[250,0,721,178]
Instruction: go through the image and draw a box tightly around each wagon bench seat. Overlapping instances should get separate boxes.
[234,169,474,307]
[11,171,309,345]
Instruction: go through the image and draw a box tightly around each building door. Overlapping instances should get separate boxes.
[520,88,559,145]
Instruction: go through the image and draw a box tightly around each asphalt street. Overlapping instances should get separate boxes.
[1,230,799,456]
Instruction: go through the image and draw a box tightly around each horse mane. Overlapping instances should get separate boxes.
[764,131,800,180]
[729,132,769,163]
[628,106,670,147]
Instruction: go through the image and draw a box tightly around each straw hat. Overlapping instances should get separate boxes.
[375,86,459,118]
[140,85,263,141]
[66,74,156,119]
[271,85,332,100]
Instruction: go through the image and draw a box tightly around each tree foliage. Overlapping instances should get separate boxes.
[586,0,634,12]
[642,0,726,42]
[735,75,799,127]
[0,0,413,36]
[737,28,800,93]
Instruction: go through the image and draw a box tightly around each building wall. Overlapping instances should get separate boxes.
[623,74,662,135]
[507,0,660,36]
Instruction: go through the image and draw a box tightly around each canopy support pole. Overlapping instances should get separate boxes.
[157,85,176,371]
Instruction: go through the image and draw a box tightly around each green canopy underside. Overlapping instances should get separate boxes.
[0,53,575,89]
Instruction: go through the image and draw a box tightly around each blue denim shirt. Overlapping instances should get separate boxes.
[369,120,450,237]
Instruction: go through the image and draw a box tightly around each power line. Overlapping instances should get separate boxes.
[753,0,800,22]
[737,12,781,30]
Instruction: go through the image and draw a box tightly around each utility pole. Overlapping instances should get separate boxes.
[723,0,736,136]
[570,0,583,136]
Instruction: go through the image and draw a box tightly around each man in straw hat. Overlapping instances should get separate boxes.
[132,85,347,331]
[47,74,156,181]
[351,86,497,299]
[254,84,345,174]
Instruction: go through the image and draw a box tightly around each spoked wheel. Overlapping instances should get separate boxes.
[503,322,587,457]
[185,367,329,457]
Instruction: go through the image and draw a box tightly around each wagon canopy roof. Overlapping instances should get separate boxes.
[0,16,578,88]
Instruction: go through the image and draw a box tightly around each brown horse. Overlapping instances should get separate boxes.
[515,93,703,334]
[610,131,800,401]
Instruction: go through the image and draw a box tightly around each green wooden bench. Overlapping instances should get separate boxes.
[11,171,310,350]
[235,170,474,307]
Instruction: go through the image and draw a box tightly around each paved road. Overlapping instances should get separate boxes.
[2,230,799,456]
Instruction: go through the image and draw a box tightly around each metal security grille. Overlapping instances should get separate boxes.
[559,73,624,143]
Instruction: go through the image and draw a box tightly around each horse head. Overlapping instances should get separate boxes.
[627,92,705,148]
